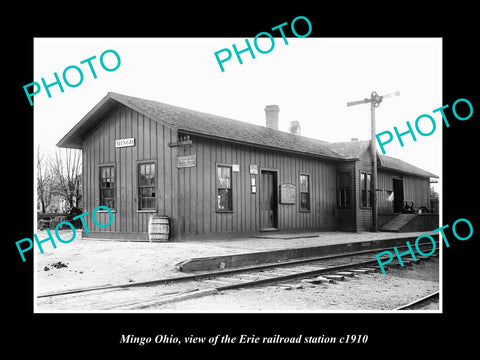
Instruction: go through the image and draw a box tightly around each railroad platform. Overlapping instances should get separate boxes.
[174,231,438,272]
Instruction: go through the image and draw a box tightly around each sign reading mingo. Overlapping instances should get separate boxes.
[115,138,135,148]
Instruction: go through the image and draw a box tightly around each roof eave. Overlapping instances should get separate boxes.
[56,93,122,149]
[179,129,345,162]
[378,165,439,179]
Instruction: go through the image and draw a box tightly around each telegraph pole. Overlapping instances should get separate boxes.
[347,91,400,231]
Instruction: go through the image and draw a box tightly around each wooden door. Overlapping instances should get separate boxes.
[260,171,277,229]
[393,178,404,213]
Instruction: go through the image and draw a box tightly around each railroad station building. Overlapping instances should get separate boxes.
[57,92,439,241]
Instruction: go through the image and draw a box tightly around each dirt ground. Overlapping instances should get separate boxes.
[35,229,437,295]
[37,258,439,312]
[35,229,440,312]
[36,231,247,294]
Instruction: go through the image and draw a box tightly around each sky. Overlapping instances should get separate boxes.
[34,37,442,191]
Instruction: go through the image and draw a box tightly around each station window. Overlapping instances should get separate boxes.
[138,162,156,210]
[360,172,372,208]
[217,165,232,211]
[99,165,115,210]
[299,173,310,211]
[337,172,351,208]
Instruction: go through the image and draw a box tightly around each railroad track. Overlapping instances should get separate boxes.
[395,291,440,310]
[37,242,439,311]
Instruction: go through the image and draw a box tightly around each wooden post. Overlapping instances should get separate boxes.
[347,90,399,232]
[370,92,378,232]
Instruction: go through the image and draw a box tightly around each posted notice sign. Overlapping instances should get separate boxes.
[177,154,197,168]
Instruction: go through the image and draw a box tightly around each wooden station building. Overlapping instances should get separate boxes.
[57,92,438,240]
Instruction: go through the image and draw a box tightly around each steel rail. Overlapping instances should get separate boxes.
[215,259,380,291]
[115,251,437,310]
[119,253,439,309]
[395,291,440,310]
[108,258,382,310]
[38,242,439,299]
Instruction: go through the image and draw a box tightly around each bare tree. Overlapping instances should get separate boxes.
[37,145,53,214]
[51,148,82,210]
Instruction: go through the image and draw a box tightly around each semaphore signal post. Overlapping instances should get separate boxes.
[347,91,400,231]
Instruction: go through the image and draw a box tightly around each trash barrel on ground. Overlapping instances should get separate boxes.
[148,215,169,242]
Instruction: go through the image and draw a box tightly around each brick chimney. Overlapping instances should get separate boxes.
[289,120,301,135]
[265,105,279,130]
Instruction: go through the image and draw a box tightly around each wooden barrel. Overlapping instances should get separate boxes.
[148,215,169,242]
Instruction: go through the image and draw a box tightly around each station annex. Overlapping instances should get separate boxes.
[57,92,438,241]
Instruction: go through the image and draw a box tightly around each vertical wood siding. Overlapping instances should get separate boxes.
[175,135,338,237]
[377,169,397,213]
[82,106,338,238]
[81,105,431,239]
[355,150,373,231]
[82,105,178,236]
[377,170,430,213]
[403,175,430,208]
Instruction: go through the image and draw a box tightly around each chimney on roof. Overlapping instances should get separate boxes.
[289,120,301,135]
[265,105,279,131]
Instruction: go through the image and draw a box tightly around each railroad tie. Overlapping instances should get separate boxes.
[203,277,239,285]
[298,265,327,272]
[301,276,333,284]
[233,274,272,282]
[323,274,345,282]
[279,283,304,290]
[269,268,304,275]
[335,271,355,277]
[387,260,413,268]
[403,256,420,264]
[352,269,373,274]
[260,269,300,277]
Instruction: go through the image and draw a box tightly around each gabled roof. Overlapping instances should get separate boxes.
[57,92,343,160]
[57,92,438,178]
[326,140,438,178]
[325,140,370,160]
[378,154,438,178]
